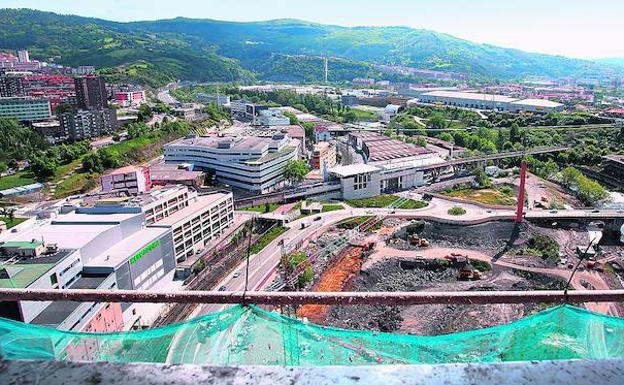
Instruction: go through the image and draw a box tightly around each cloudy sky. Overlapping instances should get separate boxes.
[4,0,624,59]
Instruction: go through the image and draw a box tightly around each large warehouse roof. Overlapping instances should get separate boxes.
[509,98,564,108]
[421,91,517,103]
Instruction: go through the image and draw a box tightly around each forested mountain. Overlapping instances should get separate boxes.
[0,9,253,87]
[0,8,620,86]
[595,58,624,68]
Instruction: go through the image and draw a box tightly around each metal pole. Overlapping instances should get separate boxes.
[2,288,624,306]
[515,159,527,223]
[244,216,254,292]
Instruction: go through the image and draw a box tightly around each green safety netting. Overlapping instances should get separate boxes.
[1,304,624,365]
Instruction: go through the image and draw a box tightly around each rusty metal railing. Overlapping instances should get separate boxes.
[1,288,624,305]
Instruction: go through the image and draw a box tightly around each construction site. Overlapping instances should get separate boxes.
[274,164,624,335]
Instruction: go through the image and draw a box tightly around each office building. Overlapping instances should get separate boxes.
[164,134,299,193]
[0,71,24,97]
[101,165,151,195]
[230,99,268,122]
[172,105,206,121]
[311,142,337,170]
[0,96,51,121]
[197,93,230,106]
[74,75,108,110]
[59,108,118,141]
[130,185,197,226]
[114,90,146,108]
[327,132,444,199]
[0,210,176,331]
[255,108,291,126]
[0,187,233,335]
[150,192,234,263]
[17,50,30,63]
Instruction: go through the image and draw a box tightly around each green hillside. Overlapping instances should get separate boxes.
[0,9,253,87]
[0,9,620,85]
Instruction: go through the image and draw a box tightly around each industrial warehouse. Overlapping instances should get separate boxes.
[418,90,565,112]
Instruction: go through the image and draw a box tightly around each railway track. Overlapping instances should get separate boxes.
[152,222,274,326]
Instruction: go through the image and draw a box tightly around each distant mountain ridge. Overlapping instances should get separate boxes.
[595,58,624,67]
[0,8,620,85]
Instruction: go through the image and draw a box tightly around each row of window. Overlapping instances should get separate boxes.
[353,173,372,191]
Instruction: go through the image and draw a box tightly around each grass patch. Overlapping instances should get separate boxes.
[250,226,288,255]
[322,204,343,213]
[346,195,427,209]
[53,173,97,199]
[0,216,27,229]
[241,203,280,213]
[0,171,37,190]
[447,207,467,216]
[516,235,560,263]
[443,187,516,206]
[470,259,491,272]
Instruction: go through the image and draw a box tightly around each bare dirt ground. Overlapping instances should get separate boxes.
[306,216,624,334]
[325,259,564,335]
[502,172,582,209]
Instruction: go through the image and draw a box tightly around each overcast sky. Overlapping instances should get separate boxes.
[4,0,624,59]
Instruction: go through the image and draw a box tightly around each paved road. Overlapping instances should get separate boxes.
[157,90,179,105]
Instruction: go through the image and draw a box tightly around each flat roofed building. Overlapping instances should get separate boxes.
[59,108,118,141]
[150,192,234,263]
[508,98,564,113]
[101,165,151,195]
[164,134,299,193]
[255,108,291,126]
[349,131,435,164]
[0,182,44,198]
[420,90,563,113]
[196,93,230,106]
[114,90,146,108]
[0,96,51,121]
[0,208,178,331]
[329,164,382,200]
[149,164,204,188]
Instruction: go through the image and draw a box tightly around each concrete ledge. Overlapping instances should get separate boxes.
[2,359,624,385]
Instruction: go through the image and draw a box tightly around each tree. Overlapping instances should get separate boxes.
[509,123,523,144]
[82,153,103,173]
[30,154,57,179]
[428,113,446,129]
[283,159,309,184]
[284,111,300,125]
[474,167,492,188]
[438,133,454,143]
[137,104,153,123]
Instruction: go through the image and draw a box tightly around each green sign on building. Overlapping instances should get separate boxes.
[129,240,161,265]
